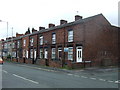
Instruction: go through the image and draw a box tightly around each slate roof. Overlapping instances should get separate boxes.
[2,13,108,42]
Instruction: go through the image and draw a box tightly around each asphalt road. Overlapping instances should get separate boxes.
[1,62,119,88]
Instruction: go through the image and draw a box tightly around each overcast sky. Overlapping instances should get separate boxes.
[0,0,119,39]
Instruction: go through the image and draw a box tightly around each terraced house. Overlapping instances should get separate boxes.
[0,14,119,68]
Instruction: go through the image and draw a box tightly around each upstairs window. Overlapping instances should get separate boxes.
[23,39,26,46]
[30,38,34,46]
[52,33,56,44]
[17,41,20,48]
[68,30,73,42]
[40,36,43,45]
[12,43,15,48]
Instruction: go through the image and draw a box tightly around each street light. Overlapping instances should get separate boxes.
[0,20,8,58]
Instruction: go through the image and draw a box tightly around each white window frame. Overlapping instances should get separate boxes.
[68,47,73,60]
[23,39,26,46]
[17,41,20,48]
[30,38,34,46]
[68,30,73,42]
[30,49,33,58]
[52,33,56,44]
[40,36,43,45]
[52,48,56,59]
[40,48,43,59]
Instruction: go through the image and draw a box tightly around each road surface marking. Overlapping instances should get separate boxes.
[74,75,80,77]
[115,80,120,84]
[81,76,88,78]
[2,70,8,74]
[90,78,96,80]
[99,79,106,81]
[108,80,114,83]
[67,74,73,76]
[12,74,39,84]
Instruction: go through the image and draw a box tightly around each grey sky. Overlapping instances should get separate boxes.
[0,0,119,39]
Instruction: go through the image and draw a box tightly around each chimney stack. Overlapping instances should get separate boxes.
[32,28,37,33]
[16,33,23,37]
[75,15,83,21]
[60,20,67,25]
[39,27,45,31]
[49,23,55,28]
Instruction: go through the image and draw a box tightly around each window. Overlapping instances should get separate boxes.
[68,47,73,60]
[12,43,15,48]
[26,50,28,58]
[30,49,33,58]
[17,41,20,48]
[12,51,16,57]
[52,48,56,59]
[52,33,56,44]
[40,36,43,45]
[4,43,7,49]
[23,49,26,57]
[23,40,26,46]
[40,49,43,59]
[68,30,73,42]
[30,38,34,46]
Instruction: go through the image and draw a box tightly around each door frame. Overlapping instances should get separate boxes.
[76,46,82,62]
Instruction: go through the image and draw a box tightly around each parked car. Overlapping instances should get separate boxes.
[0,57,3,64]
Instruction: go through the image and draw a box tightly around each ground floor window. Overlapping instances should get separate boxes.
[40,48,43,59]
[68,47,73,60]
[23,49,26,57]
[26,50,28,58]
[12,51,16,57]
[30,49,33,58]
[52,48,56,59]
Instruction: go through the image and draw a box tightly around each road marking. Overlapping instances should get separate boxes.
[99,79,106,81]
[115,80,120,84]
[12,74,39,84]
[74,75,80,77]
[108,80,114,83]
[67,74,73,76]
[81,76,88,78]
[2,70,8,74]
[90,78,96,80]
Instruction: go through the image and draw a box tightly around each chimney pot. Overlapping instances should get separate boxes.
[49,23,55,28]
[75,15,83,21]
[39,27,45,31]
[60,20,67,25]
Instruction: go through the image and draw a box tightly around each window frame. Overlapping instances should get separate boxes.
[68,30,73,42]
[52,48,56,59]
[68,47,73,60]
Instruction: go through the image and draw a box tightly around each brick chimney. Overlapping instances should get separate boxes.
[31,28,37,33]
[39,27,45,31]
[75,15,83,21]
[60,20,67,25]
[16,33,23,37]
[49,23,55,28]
[1,39,4,41]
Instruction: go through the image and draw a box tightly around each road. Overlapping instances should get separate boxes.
[1,61,119,88]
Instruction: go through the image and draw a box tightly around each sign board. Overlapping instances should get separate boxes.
[64,48,69,52]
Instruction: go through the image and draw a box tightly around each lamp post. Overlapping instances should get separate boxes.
[0,20,8,58]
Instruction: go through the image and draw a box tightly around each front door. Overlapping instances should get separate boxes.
[58,48,62,60]
[76,47,82,62]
